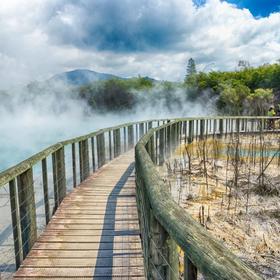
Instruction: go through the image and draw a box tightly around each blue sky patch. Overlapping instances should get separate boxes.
[194,0,280,17]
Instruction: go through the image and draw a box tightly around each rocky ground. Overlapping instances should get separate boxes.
[162,134,280,279]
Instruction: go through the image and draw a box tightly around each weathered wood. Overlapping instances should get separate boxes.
[135,125,263,280]
[56,148,67,204]
[109,131,112,160]
[9,179,23,269]
[184,254,198,280]
[139,123,144,137]
[14,151,145,279]
[52,148,67,211]
[200,119,205,139]
[91,137,96,171]
[159,128,165,165]
[17,168,37,259]
[188,120,194,143]
[1,117,274,187]
[123,126,127,152]
[113,128,121,157]
[128,125,134,149]
[149,211,169,279]
[97,133,105,167]
[41,158,50,224]
[71,143,77,187]
[52,152,59,210]
[79,140,90,181]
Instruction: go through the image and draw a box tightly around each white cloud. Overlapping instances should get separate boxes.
[0,0,280,89]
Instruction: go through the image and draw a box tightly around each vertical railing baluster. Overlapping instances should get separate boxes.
[79,140,90,182]
[42,158,50,224]
[184,254,198,280]
[128,125,134,149]
[188,120,193,143]
[52,152,59,210]
[91,137,96,171]
[72,143,77,187]
[149,212,169,279]
[17,168,37,259]
[109,131,112,160]
[9,179,22,269]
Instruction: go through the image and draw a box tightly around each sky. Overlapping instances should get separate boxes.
[0,0,280,89]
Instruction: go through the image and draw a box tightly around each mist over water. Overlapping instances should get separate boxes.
[0,82,215,172]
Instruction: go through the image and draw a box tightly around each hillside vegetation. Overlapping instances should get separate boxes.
[186,62,280,115]
[76,62,280,115]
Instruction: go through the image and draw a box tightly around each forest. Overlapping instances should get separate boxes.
[77,61,280,116]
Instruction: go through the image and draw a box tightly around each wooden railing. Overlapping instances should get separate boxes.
[0,119,168,275]
[1,116,278,279]
[135,116,279,280]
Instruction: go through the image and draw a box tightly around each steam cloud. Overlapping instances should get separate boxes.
[0,81,215,172]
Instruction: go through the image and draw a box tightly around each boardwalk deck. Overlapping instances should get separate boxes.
[13,151,145,279]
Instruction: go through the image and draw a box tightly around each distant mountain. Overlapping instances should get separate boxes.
[48,69,122,86]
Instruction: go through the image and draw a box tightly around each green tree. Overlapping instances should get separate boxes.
[218,81,250,115]
[246,88,273,115]
[185,58,197,86]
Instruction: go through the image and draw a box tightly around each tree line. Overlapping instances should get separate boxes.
[74,60,280,115]
[185,59,280,115]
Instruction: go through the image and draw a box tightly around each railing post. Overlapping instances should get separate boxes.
[54,147,66,204]
[128,125,134,149]
[17,168,37,259]
[159,128,165,166]
[79,140,90,182]
[9,179,23,269]
[184,254,198,280]
[42,158,50,224]
[184,121,187,144]
[136,123,139,141]
[113,129,121,157]
[188,120,194,144]
[97,133,105,167]
[109,131,112,160]
[219,118,224,137]
[150,133,156,164]
[72,143,77,187]
[149,212,169,279]
[200,119,205,140]
[139,123,144,137]
[91,137,96,171]
[124,127,127,152]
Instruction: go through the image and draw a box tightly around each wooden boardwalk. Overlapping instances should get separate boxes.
[13,151,145,279]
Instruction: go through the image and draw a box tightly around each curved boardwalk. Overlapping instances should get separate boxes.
[13,151,145,279]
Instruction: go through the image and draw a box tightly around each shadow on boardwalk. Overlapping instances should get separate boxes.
[93,162,141,279]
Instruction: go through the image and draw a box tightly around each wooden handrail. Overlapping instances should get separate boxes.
[134,116,276,279]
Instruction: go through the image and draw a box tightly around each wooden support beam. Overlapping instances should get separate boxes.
[128,125,134,149]
[97,133,105,167]
[41,158,50,224]
[79,140,90,182]
[184,254,197,280]
[71,143,77,187]
[9,179,23,269]
[17,168,37,259]
[91,137,96,171]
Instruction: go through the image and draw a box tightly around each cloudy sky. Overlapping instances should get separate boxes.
[0,0,280,89]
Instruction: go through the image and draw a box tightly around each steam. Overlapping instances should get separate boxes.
[0,80,215,172]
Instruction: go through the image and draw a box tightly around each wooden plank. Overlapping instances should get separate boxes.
[32,242,142,250]
[26,249,143,259]
[22,257,145,267]
[36,235,141,243]
[14,151,144,279]
[14,267,145,278]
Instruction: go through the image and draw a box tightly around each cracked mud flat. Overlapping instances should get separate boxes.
[161,134,280,279]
